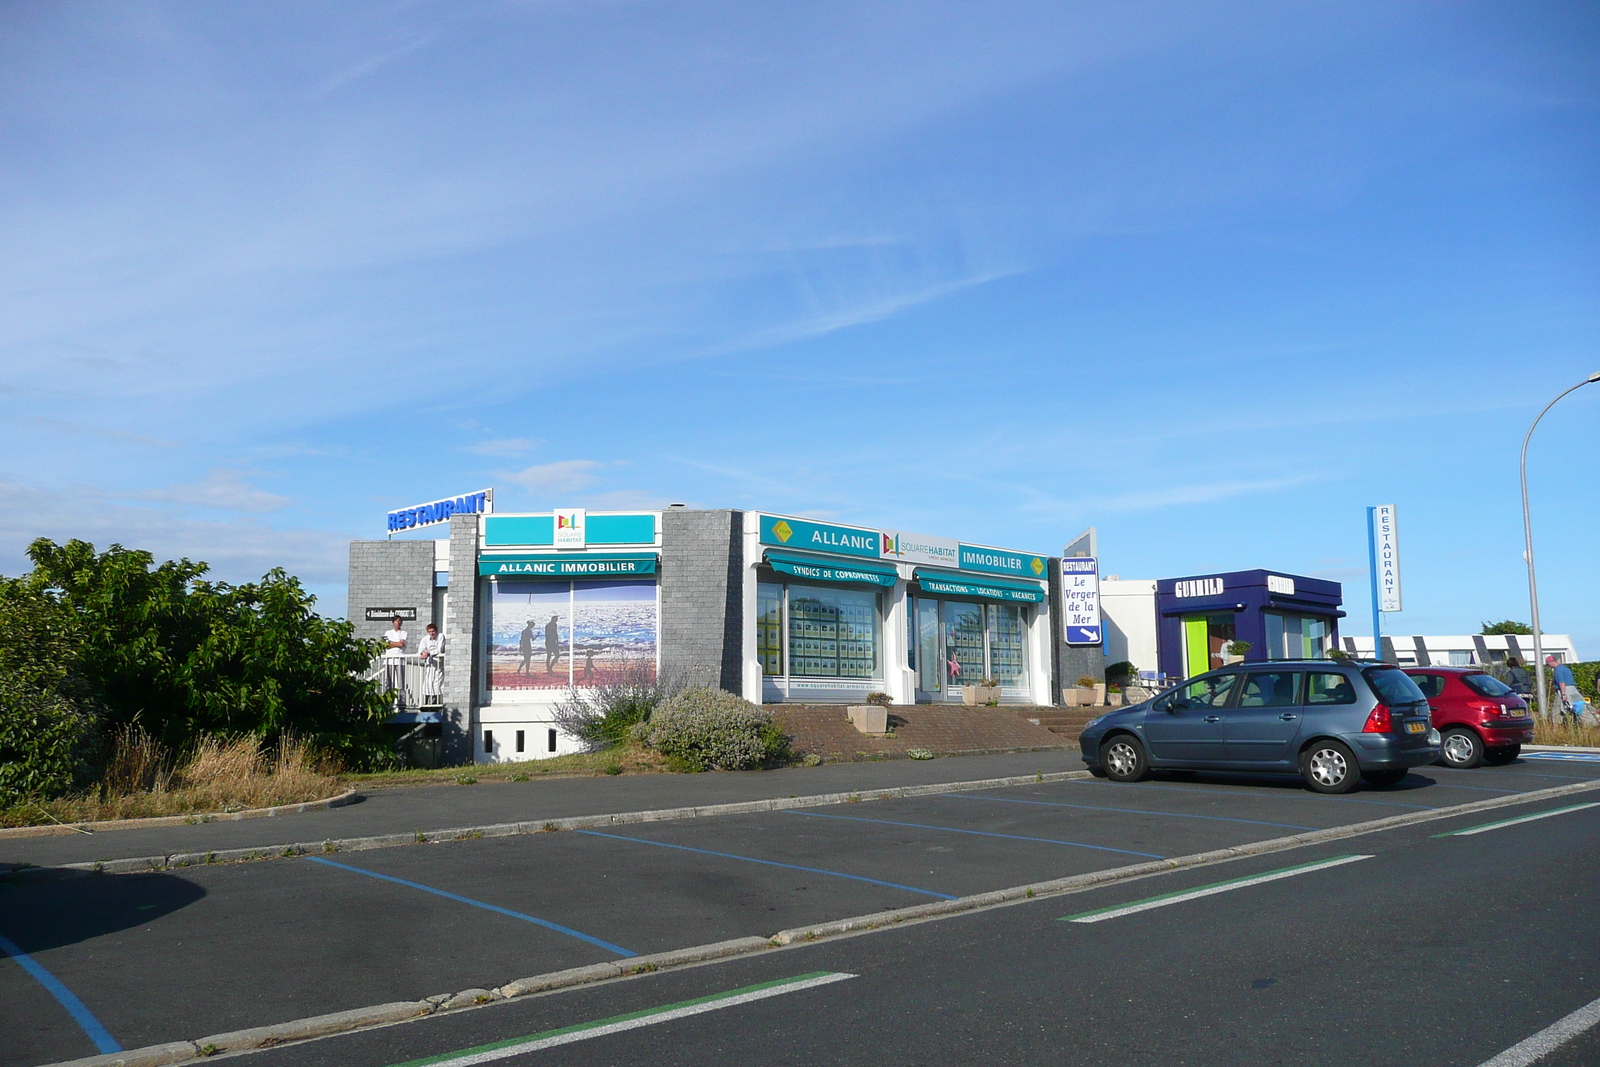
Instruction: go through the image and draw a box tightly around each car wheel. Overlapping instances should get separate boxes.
[1361,769,1407,787]
[1439,727,1484,769]
[1483,745,1520,766]
[1101,733,1149,783]
[1301,740,1359,794]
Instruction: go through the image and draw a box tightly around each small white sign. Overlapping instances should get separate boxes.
[1061,557,1102,645]
[1267,575,1295,596]
[1375,504,1401,612]
[554,508,586,548]
[880,529,960,567]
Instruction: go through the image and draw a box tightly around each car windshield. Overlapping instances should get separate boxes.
[1462,673,1514,698]
[1363,667,1428,706]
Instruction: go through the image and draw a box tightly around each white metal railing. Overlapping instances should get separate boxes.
[364,653,444,712]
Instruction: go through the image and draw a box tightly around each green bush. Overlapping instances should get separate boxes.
[638,688,789,771]
[1572,662,1599,702]
[1104,661,1137,686]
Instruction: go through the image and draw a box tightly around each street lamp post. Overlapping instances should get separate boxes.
[1520,370,1600,721]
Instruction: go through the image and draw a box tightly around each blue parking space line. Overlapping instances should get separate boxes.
[304,857,636,957]
[575,830,957,900]
[1066,779,1437,810]
[940,792,1318,831]
[782,810,1166,859]
[0,933,120,1054]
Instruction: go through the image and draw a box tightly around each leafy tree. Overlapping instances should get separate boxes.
[0,579,103,806]
[3,538,395,793]
[1480,620,1533,635]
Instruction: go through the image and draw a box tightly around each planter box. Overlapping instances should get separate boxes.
[960,686,999,706]
[846,705,888,735]
[1061,689,1082,706]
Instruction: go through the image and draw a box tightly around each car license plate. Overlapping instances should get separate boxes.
[1405,721,1427,734]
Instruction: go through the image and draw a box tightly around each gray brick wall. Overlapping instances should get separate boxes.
[442,514,481,765]
[660,509,743,691]
[347,540,437,642]
[1051,557,1103,702]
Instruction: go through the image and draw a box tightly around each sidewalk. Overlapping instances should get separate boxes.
[0,749,1088,871]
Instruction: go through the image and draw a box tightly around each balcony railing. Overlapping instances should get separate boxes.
[365,653,444,715]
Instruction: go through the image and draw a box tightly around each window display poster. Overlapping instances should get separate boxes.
[1061,557,1102,645]
[489,580,656,690]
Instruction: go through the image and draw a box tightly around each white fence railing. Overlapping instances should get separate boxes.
[364,653,444,712]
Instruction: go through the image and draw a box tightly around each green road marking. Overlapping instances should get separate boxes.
[1058,855,1373,924]
[388,971,857,1067]
[1431,802,1600,838]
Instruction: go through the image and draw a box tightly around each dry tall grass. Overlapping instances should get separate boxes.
[5,727,342,827]
[1533,718,1600,748]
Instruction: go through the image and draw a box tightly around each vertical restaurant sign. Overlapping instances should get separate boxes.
[387,488,493,533]
[759,515,880,559]
[1374,503,1401,612]
[1061,558,1101,645]
[553,508,585,548]
[880,529,959,567]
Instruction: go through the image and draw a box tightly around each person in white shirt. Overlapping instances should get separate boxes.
[383,617,408,707]
[418,623,444,702]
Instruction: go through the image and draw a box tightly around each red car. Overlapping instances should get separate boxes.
[1403,667,1534,768]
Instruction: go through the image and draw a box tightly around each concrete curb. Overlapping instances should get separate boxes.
[38,777,1600,1067]
[0,789,361,840]
[35,771,1094,877]
[1524,744,1600,754]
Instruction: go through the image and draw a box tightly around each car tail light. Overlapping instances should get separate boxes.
[1363,704,1393,733]
[1473,701,1504,718]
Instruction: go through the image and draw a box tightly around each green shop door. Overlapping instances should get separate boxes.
[1183,613,1237,678]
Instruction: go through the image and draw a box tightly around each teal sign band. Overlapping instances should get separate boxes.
[765,550,897,587]
[914,569,1046,603]
[760,515,880,559]
[479,553,657,578]
[959,544,1048,579]
[485,513,657,547]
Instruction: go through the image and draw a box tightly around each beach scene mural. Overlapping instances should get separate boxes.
[489,580,657,691]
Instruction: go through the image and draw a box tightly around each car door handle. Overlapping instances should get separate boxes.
[1203,715,1222,723]
[1279,713,1298,721]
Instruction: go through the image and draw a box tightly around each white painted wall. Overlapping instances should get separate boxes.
[1100,579,1159,673]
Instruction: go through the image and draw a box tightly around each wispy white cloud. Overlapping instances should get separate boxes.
[466,437,541,457]
[501,460,604,492]
[30,417,175,448]
[134,469,291,513]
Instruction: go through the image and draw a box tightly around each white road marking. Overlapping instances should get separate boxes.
[1475,993,1600,1067]
[1433,802,1600,837]
[1060,855,1372,923]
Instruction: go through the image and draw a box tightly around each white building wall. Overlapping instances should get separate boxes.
[1343,634,1581,666]
[1100,579,1159,673]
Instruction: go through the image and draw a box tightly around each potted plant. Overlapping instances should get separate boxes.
[1106,682,1124,707]
[1223,640,1252,665]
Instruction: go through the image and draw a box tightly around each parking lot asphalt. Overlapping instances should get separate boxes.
[0,750,1090,870]
[202,775,1600,1067]
[4,758,1600,1067]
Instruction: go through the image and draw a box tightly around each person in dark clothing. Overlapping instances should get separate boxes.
[545,614,563,675]
[517,621,535,675]
[1506,656,1532,695]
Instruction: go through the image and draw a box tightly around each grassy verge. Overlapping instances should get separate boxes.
[2,730,341,828]
[347,742,672,789]
[1532,719,1600,748]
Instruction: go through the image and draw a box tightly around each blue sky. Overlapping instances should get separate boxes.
[2,1,1596,653]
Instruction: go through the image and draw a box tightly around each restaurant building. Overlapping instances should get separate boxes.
[349,508,1089,764]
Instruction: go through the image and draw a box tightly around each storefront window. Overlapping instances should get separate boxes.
[758,581,880,680]
[487,579,657,692]
[1265,613,1330,660]
[907,595,1029,693]
[758,583,783,676]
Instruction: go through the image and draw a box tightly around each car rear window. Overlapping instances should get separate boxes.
[1462,673,1514,698]
[1306,673,1357,705]
[1364,667,1428,706]
[1410,674,1446,699]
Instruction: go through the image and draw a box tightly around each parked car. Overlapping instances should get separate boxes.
[1079,661,1441,794]
[1402,666,1534,768]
